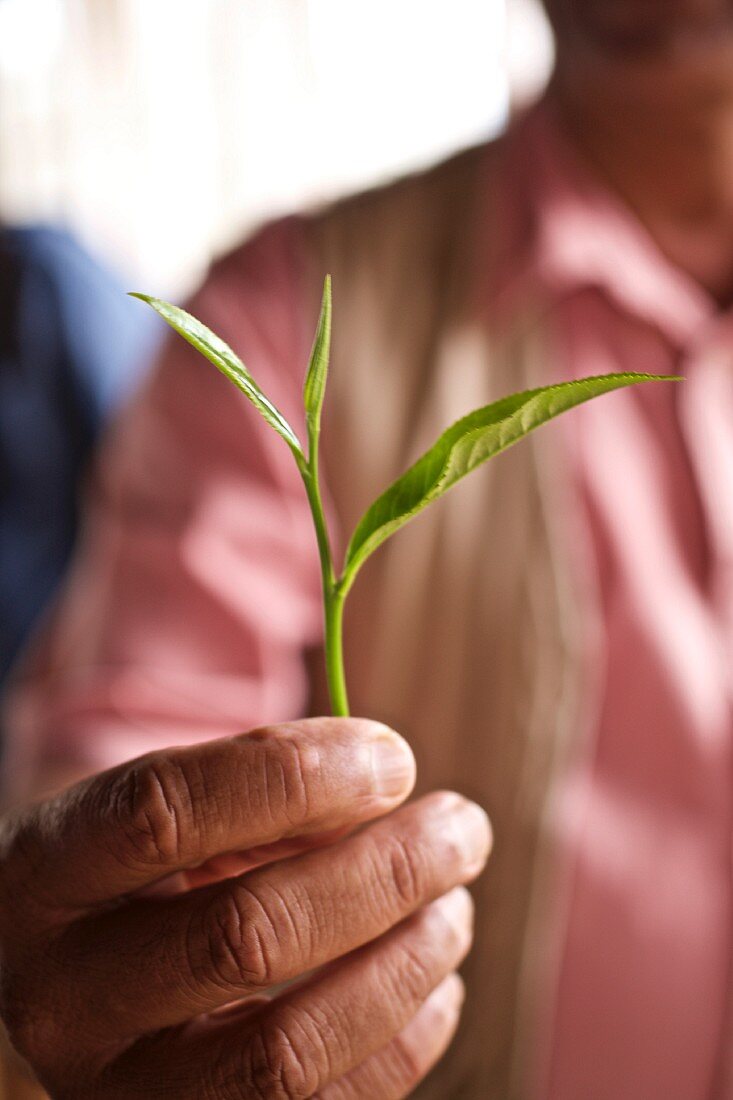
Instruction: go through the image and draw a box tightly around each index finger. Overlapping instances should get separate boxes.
[0,718,415,918]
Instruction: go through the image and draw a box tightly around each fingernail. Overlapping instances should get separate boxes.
[370,732,416,798]
[427,973,465,1020]
[446,798,492,875]
[433,884,473,928]
[398,974,465,1058]
[434,886,474,943]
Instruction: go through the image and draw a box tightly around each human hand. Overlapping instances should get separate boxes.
[0,718,491,1098]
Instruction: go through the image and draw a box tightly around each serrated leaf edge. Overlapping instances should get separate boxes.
[343,372,679,583]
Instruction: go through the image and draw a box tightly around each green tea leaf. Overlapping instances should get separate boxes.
[303,276,332,436]
[343,372,678,585]
[130,293,303,456]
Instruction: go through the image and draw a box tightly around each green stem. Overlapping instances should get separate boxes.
[299,429,350,717]
[324,583,349,716]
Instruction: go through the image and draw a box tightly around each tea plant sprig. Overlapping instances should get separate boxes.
[132,279,677,717]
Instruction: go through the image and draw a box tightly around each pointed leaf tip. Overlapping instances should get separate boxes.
[303,275,333,432]
[130,292,302,456]
[343,371,678,584]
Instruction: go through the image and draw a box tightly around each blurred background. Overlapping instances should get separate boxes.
[0,0,554,692]
[0,0,553,296]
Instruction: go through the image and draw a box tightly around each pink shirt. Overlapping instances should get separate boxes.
[6,104,733,1097]
[500,108,733,1098]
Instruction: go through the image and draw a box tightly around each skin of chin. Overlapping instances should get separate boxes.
[543,0,733,56]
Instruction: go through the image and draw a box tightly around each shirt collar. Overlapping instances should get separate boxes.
[488,96,716,349]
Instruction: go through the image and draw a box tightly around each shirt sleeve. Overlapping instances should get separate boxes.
[0,226,160,688]
[2,216,324,799]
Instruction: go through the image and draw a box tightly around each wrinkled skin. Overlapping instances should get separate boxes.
[0,719,491,1098]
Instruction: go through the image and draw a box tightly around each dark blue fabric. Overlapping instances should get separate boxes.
[0,225,158,685]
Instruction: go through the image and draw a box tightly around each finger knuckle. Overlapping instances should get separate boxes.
[244,1020,316,1100]
[0,812,34,878]
[204,884,281,992]
[113,757,194,867]
[389,1031,424,1088]
[384,833,425,909]
[391,939,433,1005]
[0,972,49,1063]
[0,807,67,927]
[0,980,31,1054]
[253,732,318,828]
